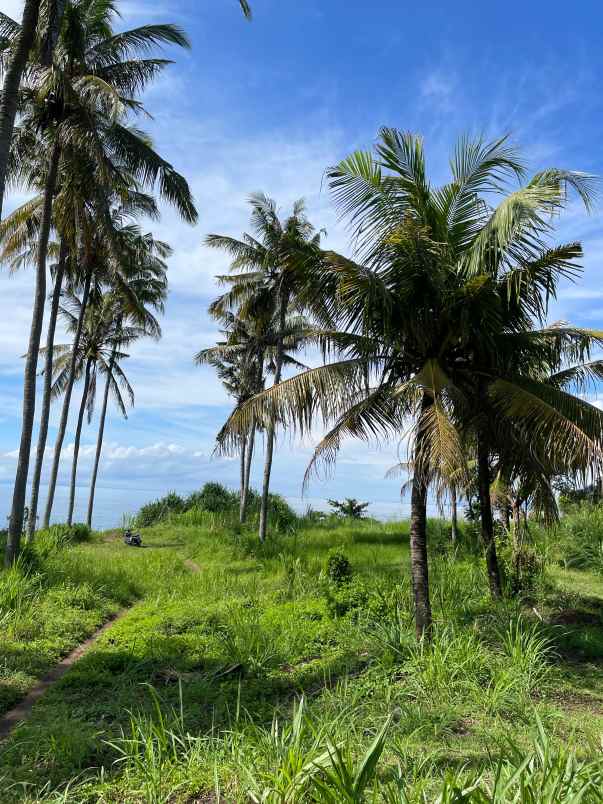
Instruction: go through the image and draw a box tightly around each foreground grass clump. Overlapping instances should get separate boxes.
[0,512,601,802]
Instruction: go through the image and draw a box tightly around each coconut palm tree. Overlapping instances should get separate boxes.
[43,204,168,531]
[86,227,169,528]
[0,0,73,209]
[197,306,317,524]
[47,290,145,524]
[205,194,324,541]
[0,0,249,216]
[197,316,263,523]
[0,178,165,546]
[29,241,68,539]
[2,4,196,563]
[0,1,42,217]
[216,132,603,639]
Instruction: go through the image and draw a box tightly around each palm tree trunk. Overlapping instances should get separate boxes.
[4,141,60,567]
[258,293,288,542]
[409,394,433,640]
[86,349,115,529]
[67,358,92,526]
[26,242,67,542]
[41,0,66,66]
[240,422,255,524]
[477,429,503,599]
[42,269,91,528]
[511,499,521,548]
[450,485,458,543]
[239,434,247,507]
[258,420,277,542]
[0,0,41,218]
[502,503,511,532]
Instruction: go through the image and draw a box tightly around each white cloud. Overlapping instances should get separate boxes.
[118,1,178,22]
[1,0,23,21]
[560,287,603,301]
[420,72,455,99]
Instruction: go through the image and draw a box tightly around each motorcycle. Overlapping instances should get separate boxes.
[123,529,143,547]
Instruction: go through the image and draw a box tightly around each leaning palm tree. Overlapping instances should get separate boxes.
[0,0,249,216]
[0,1,43,217]
[216,132,603,639]
[205,194,324,541]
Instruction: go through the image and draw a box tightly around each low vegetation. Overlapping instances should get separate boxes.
[135,482,298,533]
[0,499,602,802]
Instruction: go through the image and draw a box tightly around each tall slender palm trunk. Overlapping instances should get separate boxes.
[41,0,66,66]
[86,348,115,528]
[502,504,511,532]
[477,429,503,599]
[67,358,92,526]
[4,142,60,567]
[239,433,247,508]
[450,485,458,543]
[409,394,433,640]
[27,244,67,542]
[511,499,521,547]
[42,270,92,528]
[0,0,41,218]
[258,293,287,542]
[240,422,255,524]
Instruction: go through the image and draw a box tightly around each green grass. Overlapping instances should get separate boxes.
[0,515,602,801]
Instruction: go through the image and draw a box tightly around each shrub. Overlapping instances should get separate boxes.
[500,543,545,597]
[186,482,238,513]
[557,480,602,512]
[326,551,352,585]
[136,491,187,527]
[267,493,298,532]
[135,484,298,533]
[324,576,368,618]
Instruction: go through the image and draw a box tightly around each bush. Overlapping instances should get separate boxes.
[265,493,298,532]
[135,483,299,534]
[557,481,602,513]
[326,551,352,585]
[136,491,187,527]
[324,575,369,618]
[185,482,238,513]
[499,542,545,597]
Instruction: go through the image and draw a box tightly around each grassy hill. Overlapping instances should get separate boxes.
[0,512,602,802]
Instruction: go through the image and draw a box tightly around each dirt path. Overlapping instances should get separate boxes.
[0,555,201,741]
[0,608,129,740]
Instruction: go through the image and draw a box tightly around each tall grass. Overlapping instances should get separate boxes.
[44,695,603,803]
[551,504,603,574]
[3,507,603,802]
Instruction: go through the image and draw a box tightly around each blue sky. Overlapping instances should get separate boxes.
[1,0,603,528]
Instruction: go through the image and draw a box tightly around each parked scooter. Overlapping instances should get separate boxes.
[123,529,143,547]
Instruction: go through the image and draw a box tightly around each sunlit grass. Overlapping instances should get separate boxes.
[0,508,602,801]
